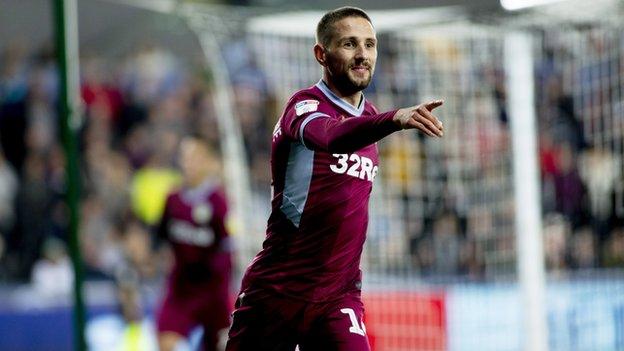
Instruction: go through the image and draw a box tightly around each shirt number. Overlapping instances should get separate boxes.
[340,308,366,336]
[330,154,378,181]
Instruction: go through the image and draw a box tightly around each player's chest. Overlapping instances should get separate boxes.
[169,197,213,225]
[167,199,215,247]
[315,145,379,183]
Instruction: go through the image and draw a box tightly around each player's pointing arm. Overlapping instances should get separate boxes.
[300,99,444,153]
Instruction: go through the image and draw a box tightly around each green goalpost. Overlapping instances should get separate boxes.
[53,0,86,350]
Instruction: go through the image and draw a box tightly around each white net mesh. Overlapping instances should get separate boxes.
[378,24,515,280]
[528,12,624,351]
[176,2,624,349]
[244,5,624,348]
[249,17,518,350]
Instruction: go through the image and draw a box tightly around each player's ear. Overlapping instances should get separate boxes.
[314,44,327,67]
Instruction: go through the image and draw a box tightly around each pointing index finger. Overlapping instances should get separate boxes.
[424,99,444,111]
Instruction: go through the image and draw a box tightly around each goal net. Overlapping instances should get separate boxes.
[248,12,517,351]
[244,2,624,350]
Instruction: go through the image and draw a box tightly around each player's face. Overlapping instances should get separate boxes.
[325,16,377,94]
[180,139,214,186]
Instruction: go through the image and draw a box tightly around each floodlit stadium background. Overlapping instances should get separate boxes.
[0,0,623,350]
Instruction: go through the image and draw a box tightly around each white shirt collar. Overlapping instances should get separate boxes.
[181,178,216,204]
[315,80,366,117]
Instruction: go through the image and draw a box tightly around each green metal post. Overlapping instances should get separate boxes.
[52,0,86,350]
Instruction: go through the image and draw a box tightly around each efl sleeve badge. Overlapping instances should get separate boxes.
[295,100,320,116]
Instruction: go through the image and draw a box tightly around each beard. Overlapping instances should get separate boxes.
[328,60,374,96]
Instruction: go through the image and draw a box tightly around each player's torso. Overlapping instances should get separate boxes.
[164,186,232,290]
[247,84,381,300]
[270,85,381,231]
[166,191,217,256]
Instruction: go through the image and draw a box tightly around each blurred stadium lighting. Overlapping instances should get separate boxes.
[105,0,176,13]
[500,0,568,10]
[247,6,466,36]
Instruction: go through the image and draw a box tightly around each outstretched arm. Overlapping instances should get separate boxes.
[303,100,444,153]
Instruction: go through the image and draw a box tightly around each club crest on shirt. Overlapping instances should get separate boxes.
[295,100,319,116]
[192,204,212,224]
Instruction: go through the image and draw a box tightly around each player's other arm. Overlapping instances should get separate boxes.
[303,100,445,153]
[152,194,172,250]
[210,189,230,242]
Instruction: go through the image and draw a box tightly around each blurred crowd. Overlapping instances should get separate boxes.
[0,39,273,291]
[535,31,624,273]
[0,27,623,290]
[389,30,624,279]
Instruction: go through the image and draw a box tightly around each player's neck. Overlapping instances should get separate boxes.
[322,78,363,108]
[186,175,211,189]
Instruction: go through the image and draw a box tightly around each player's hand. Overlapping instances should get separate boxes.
[393,100,444,137]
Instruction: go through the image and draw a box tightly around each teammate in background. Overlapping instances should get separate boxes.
[226,6,444,351]
[156,135,233,351]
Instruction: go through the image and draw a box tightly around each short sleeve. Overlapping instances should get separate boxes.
[281,97,331,146]
[210,189,228,222]
[209,189,230,241]
[156,193,173,242]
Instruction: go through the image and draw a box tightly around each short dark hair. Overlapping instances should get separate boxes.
[316,7,373,47]
[181,133,220,157]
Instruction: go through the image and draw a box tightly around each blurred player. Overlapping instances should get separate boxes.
[226,6,444,351]
[156,135,233,351]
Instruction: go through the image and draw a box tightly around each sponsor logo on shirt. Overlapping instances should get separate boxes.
[192,204,212,224]
[169,220,215,247]
[294,100,319,116]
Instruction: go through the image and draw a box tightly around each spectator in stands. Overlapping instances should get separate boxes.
[580,145,620,262]
[553,142,587,228]
[13,152,50,280]
[0,146,18,241]
[0,42,29,174]
[87,266,157,351]
[31,236,73,300]
[569,226,596,269]
[603,227,624,267]
[543,214,571,273]
[431,211,461,276]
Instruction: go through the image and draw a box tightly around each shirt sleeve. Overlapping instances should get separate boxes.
[301,110,400,153]
[209,189,229,240]
[281,97,332,144]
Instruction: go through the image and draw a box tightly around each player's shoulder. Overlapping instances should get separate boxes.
[207,185,227,202]
[206,185,228,215]
[286,86,320,107]
[285,85,335,118]
[166,187,183,202]
[161,188,182,214]
[287,85,324,104]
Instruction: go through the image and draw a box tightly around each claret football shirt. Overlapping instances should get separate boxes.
[241,80,398,302]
